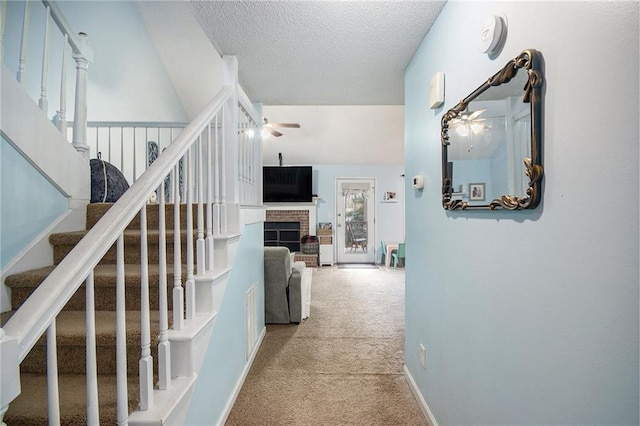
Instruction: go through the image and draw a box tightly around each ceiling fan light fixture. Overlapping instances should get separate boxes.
[455,125,470,137]
[470,122,484,134]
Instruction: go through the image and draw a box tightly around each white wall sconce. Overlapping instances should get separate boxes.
[479,15,507,55]
[429,72,445,109]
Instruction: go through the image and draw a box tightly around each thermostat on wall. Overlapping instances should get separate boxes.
[412,175,425,190]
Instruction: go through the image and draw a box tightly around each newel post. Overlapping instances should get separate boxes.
[0,328,21,426]
[72,32,92,160]
[218,55,240,234]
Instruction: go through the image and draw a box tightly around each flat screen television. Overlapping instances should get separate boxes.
[263,166,313,202]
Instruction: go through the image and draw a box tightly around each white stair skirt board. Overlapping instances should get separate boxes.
[128,375,197,426]
[217,234,241,270]
[403,365,439,426]
[218,326,267,426]
[194,269,231,314]
[168,311,218,378]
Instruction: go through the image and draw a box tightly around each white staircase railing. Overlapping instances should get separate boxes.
[1,65,262,423]
[1,0,92,159]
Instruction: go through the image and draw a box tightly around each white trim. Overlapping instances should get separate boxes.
[240,205,266,227]
[1,205,85,312]
[1,67,90,201]
[216,326,266,426]
[0,210,69,278]
[403,364,438,426]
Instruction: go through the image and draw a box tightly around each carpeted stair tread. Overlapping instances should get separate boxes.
[50,229,199,265]
[4,373,139,425]
[2,310,164,343]
[5,201,195,422]
[86,202,212,230]
[5,263,185,289]
[19,310,169,375]
[50,228,196,246]
[35,310,162,344]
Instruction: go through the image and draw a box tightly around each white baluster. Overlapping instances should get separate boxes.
[205,123,215,269]
[115,234,129,425]
[252,124,258,203]
[47,320,61,425]
[0,1,7,66]
[16,1,29,83]
[157,183,171,390]
[173,163,184,330]
[55,35,68,134]
[85,271,100,424]
[237,120,242,204]
[72,32,91,160]
[197,135,206,274]
[213,114,222,236]
[219,107,228,234]
[133,130,137,183]
[185,148,195,320]
[38,5,50,112]
[139,207,153,410]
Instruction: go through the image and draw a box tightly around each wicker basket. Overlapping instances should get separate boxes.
[301,241,319,255]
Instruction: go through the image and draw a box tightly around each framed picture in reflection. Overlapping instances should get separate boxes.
[469,183,485,201]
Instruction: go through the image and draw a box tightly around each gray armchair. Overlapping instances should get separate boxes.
[264,247,302,324]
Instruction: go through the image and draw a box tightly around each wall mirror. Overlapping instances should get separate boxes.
[441,49,544,210]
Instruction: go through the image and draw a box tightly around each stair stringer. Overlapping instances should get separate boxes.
[128,205,256,426]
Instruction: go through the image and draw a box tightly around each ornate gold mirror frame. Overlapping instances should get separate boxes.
[441,49,544,210]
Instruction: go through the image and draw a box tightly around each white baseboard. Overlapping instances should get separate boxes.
[216,325,266,426]
[403,364,438,426]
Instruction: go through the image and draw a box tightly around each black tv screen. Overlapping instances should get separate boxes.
[263,166,313,202]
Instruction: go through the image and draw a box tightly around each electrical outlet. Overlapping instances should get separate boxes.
[419,344,427,368]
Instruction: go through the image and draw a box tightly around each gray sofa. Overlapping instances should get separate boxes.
[264,247,302,324]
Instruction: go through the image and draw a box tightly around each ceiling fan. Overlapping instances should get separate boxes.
[262,118,300,138]
[450,109,487,137]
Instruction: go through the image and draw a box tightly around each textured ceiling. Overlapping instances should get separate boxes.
[188,1,445,105]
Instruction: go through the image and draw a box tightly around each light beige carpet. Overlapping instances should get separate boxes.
[226,266,429,426]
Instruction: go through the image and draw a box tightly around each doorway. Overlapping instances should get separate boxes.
[335,178,375,264]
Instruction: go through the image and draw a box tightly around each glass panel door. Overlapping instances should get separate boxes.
[336,178,375,263]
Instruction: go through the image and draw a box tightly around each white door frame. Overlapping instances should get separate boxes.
[335,177,376,264]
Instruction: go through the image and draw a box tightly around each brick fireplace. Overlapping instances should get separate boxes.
[265,203,318,267]
[265,210,310,238]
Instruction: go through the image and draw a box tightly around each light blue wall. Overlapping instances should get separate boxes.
[452,159,493,201]
[404,2,638,425]
[312,164,405,262]
[184,222,265,425]
[0,136,68,269]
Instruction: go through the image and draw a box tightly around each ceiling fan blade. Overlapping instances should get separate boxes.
[468,109,487,120]
[266,122,301,129]
[268,129,283,137]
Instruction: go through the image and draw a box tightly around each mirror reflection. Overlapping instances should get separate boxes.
[441,49,544,210]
